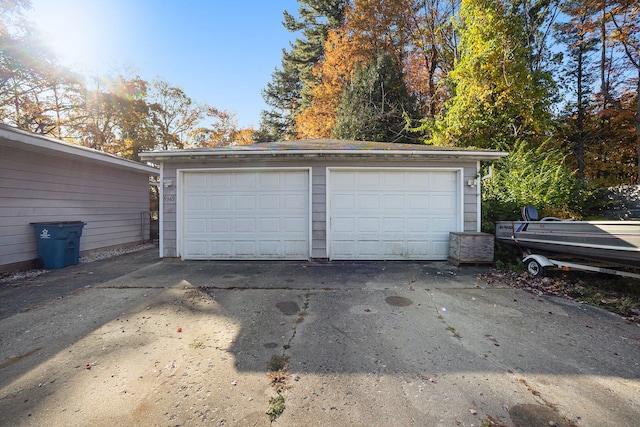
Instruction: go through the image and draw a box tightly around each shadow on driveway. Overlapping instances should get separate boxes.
[1,252,639,426]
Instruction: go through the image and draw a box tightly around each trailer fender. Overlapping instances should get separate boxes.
[522,254,554,267]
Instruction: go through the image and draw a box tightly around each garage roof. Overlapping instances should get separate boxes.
[140,139,508,162]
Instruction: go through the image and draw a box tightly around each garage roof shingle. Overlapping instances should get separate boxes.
[141,139,507,161]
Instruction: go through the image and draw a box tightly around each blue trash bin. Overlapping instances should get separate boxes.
[30,222,86,269]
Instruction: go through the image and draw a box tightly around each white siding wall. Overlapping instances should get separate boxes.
[160,158,480,259]
[1,144,152,267]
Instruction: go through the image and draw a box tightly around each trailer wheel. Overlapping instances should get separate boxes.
[525,259,545,278]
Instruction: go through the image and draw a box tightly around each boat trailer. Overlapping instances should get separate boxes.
[523,253,640,280]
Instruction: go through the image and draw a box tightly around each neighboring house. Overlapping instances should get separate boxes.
[140,139,507,261]
[0,124,159,272]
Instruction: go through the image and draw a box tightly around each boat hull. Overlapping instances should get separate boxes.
[495,220,640,265]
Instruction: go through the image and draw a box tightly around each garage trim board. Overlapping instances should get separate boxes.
[177,168,312,260]
[326,167,463,260]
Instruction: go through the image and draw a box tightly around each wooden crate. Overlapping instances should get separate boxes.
[448,232,494,265]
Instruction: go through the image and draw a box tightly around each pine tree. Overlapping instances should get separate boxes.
[555,0,598,180]
[259,0,347,141]
[333,52,417,142]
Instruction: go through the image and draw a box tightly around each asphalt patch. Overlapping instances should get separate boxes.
[509,403,578,427]
[276,301,300,315]
[385,296,413,307]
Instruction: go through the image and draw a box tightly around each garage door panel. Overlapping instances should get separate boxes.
[260,195,280,209]
[259,172,280,187]
[284,171,308,188]
[186,196,207,210]
[433,218,456,232]
[210,241,232,255]
[284,240,308,256]
[432,194,456,209]
[358,240,379,255]
[406,218,429,232]
[406,241,429,256]
[382,172,404,188]
[186,218,207,233]
[210,174,231,188]
[182,170,309,260]
[358,194,380,209]
[329,169,459,260]
[357,172,380,188]
[284,194,306,209]
[185,173,208,188]
[331,240,354,255]
[284,218,306,232]
[235,241,257,255]
[184,241,207,257]
[210,195,231,210]
[258,241,280,255]
[382,194,404,208]
[235,173,256,188]
[407,172,429,188]
[333,194,355,209]
[210,218,230,232]
[407,195,429,210]
[433,241,450,257]
[332,217,354,232]
[358,218,380,232]
[259,218,280,232]
[235,196,255,210]
[383,218,404,232]
[430,172,456,188]
[383,241,404,256]
[234,218,255,232]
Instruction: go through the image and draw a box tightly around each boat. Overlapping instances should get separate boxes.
[495,206,640,277]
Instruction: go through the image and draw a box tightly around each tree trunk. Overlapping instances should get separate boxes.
[636,70,640,184]
[577,43,585,180]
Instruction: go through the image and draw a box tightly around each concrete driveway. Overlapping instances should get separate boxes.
[0,248,638,426]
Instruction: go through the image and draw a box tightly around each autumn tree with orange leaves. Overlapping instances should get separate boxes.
[295,27,372,138]
[296,0,437,140]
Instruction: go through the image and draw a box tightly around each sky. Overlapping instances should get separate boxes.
[27,0,301,128]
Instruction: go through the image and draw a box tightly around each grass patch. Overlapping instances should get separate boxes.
[267,354,290,372]
[267,370,292,394]
[266,394,285,422]
[267,354,292,394]
[446,325,462,339]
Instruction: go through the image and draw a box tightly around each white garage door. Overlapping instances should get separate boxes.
[181,169,309,260]
[328,169,460,260]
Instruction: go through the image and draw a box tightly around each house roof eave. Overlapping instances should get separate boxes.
[0,124,159,176]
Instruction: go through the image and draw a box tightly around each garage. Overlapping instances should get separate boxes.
[328,168,461,260]
[180,169,310,260]
[141,139,507,261]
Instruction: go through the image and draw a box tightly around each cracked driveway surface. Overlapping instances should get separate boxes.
[1,249,639,426]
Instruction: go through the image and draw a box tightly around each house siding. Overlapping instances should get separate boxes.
[0,143,154,268]
[161,157,480,259]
